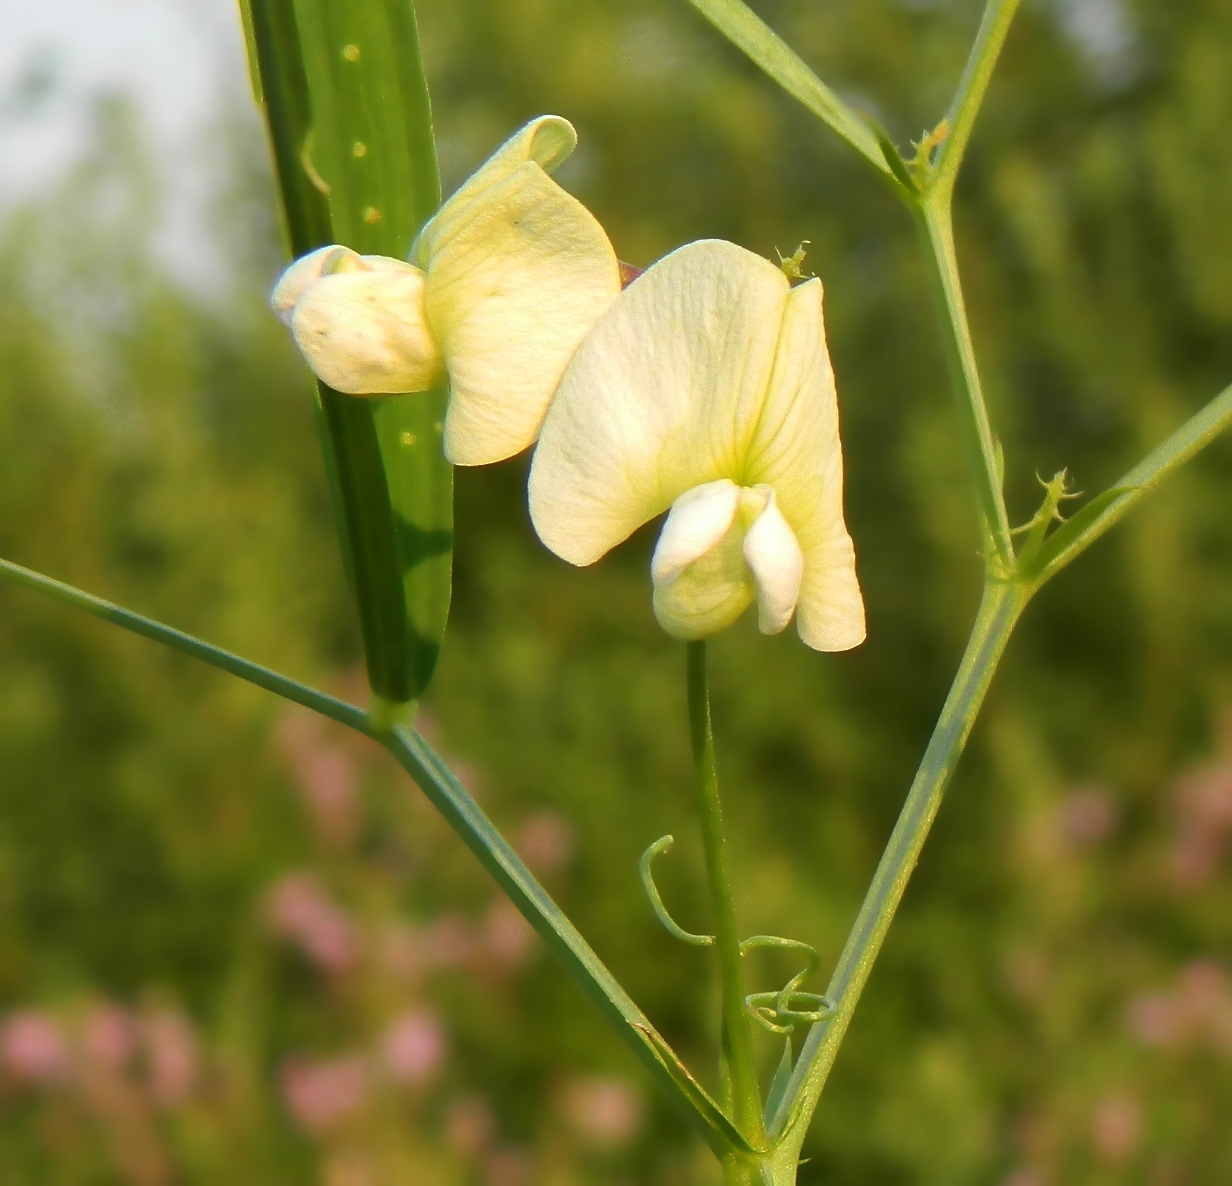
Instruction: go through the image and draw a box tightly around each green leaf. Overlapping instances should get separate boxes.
[290,0,439,253]
[244,0,332,252]
[0,548,744,1158]
[236,1,264,105]
[244,0,452,707]
[1026,381,1232,586]
[684,0,890,177]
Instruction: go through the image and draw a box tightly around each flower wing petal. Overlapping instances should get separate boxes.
[742,487,804,635]
[290,264,442,395]
[746,279,864,651]
[529,239,789,565]
[423,162,620,465]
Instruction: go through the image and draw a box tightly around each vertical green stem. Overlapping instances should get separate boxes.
[687,642,765,1158]
[767,580,1026,1174]
[916,199,1014,568]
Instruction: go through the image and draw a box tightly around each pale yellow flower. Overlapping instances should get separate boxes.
[271,116,620,466]
[529,239,864,651]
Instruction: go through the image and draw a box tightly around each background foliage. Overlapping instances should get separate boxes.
[1,0,1231,1181]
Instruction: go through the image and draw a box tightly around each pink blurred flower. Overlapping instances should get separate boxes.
[81,1003,137,1070]
[302,748,360,842]
[447,1094,495,1156]
[324,1152,375,1186]
[282,1055,370,1136]
[516,812,576,874]
[1168,833,1222,887]
[1000,1170,1047,1186]
[1167,757,1232,888]
[1057,785,1118,848]
[1126,959,1232,1055]
[483,897,536,969]
[278,711,360,845]
[2,1011,68,1084]
[1091,1092,1140,1164]
[1126,992,1186,1048]
[266,873,358,975]
[142,1008,198,1107]
[424,913,477,969]
[381,1010,445,1085]
[484,1147,531,1186]
[378,924,425,984]
[562,1075,643,1148]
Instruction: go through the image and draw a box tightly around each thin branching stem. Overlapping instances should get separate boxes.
[916,199,1015,568]
[0,554,736,1157]
[930,0,1024,198]
[0,557,369,731]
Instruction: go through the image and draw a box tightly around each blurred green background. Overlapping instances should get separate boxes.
[2,0,1231,1182]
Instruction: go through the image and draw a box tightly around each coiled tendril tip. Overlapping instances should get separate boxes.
[639,836,835,1035]
[640,835,715,947]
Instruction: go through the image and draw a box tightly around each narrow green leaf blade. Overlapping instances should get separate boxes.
[246,0,452,706]
[685,0,890,176]
[374,390,452,699]
[236,0,265,104]
[244,0,332,252]
[290,0,439,251]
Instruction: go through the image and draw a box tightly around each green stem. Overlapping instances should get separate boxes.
[768,580,1026,1169]
[0,557,368,731]
[381,727,735,1156]
[929,0,1023,199]
[0,555,731,1155]
[916,199,1014,569]
[687,642,766,1156]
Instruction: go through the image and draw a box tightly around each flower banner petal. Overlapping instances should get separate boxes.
[529,239,789,565]
[424,162,620,465]
[747,278,864,650]
[413,115,578,267]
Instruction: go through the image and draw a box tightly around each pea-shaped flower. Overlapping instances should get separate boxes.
[528,239,865,651]
[271,116,620,466]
